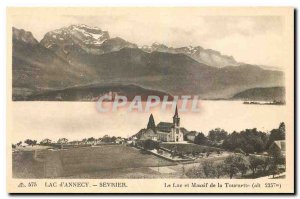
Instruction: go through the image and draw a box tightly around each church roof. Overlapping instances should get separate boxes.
[157,122,174,133]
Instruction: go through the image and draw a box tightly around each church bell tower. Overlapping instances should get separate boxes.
[173,105,180,127]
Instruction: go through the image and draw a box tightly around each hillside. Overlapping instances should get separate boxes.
[231,87,285,102]
[25,84,174,101]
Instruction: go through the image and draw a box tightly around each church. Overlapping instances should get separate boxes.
[142,106,184,142]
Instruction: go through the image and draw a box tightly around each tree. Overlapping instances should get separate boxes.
[202,161,215,178]
[234,155,249,176]
[40,139,52,145]
[111,136,117,143]
[24,139,32,146]
[222,128,268,153]
[249,155,265,176]
[147,114,156,132]
[268,143,285,177]
[268,163,280,178]
[268,143,283,163]
[24,139,37,146]
[143,140,159,151]
[208,128,228,142]
[32,140,37,145]
[214,162,225,178]
[57,138,68,144]
[185,164,203,178]
[234,148,245,155]
[194,132,208,145]
[223,155,240,179]
[223,154,248,179]
[267,122,285,149]
[101,135,111,143]
[261,156,271,172]
[16,141,22,146]
[87,137,95,142]
[238,162,249,176]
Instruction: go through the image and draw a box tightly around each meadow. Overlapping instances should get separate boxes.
[13,145,176,178]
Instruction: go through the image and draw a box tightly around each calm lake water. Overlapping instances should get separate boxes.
[11,100,287,142]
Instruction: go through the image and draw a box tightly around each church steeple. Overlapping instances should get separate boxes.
[173,105,180,127]
[174,105,179,117]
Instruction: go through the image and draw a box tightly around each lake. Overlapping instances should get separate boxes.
[11,100,287,142]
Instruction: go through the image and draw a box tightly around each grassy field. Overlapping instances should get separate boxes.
[13,151,45,178]
[161,143,221,153]
[13,145,176,178]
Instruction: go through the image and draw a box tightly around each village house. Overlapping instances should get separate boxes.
[139,129,158,141]
[115,137,125,144]
[270,140,286,157]
[69,140,81,145]
[185,131,199,142]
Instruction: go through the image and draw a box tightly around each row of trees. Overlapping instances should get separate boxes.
[187,145,285,179]
[191,122,285,154]
[13,135,124,148]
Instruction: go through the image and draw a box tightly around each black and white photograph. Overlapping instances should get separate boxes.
[5,6,295,194]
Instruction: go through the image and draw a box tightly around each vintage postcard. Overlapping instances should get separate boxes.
[7,7,294,193]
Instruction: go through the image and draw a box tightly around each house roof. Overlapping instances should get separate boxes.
[273,140,286,151]
[187,131,199,136]
[133,128,146,139]
[157,122,174,132]
[140,129,157,140]
[180,127,190,136]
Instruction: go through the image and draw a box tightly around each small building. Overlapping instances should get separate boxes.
[139,129,158,141]
[270,140,286,156]
[69,141,78,145]
[115,137,125,144]
[185,131,199,142]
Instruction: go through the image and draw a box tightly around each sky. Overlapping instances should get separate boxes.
[11,9,286,67]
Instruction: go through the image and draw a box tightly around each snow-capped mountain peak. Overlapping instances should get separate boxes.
[41,24,110,49]
[40,24,137,55]
[140,43,238,67]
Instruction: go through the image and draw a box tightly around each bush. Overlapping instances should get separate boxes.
[143,139,159,150]
[234,148,245,154]
[223,154,248,179]
[202,161,215,177]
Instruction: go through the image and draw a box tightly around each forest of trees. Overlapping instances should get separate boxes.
[191,122,285,154]
[187,143,285,179]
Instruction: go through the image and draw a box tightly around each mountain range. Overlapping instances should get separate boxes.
[12,25,285,101]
